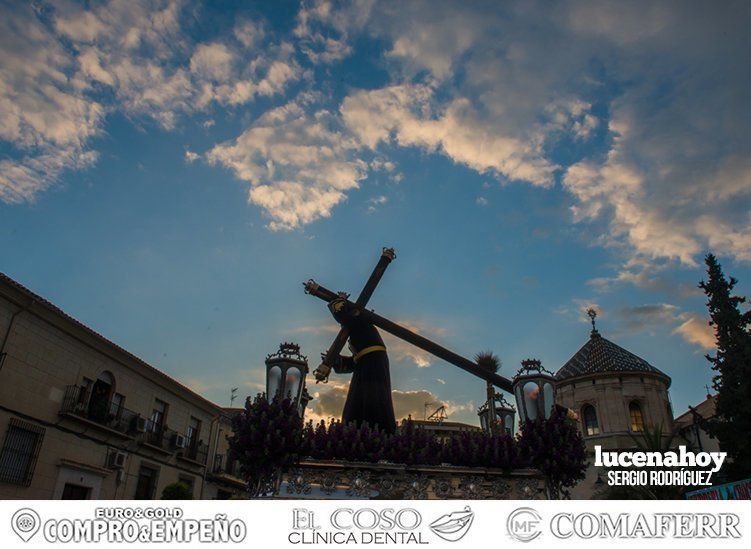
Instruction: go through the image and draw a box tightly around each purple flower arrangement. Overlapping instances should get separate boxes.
[228,394,586,495]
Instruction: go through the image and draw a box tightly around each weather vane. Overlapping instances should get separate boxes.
[587,308,598,332]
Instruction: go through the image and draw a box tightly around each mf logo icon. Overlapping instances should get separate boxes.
[507,507,542,542]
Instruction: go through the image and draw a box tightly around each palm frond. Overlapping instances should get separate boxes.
[475,351,501,373]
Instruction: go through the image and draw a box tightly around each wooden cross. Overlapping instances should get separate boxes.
[309,247,396,383]
[304,249,514,392]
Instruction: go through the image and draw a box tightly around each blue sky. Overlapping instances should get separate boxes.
[1,0,750,424]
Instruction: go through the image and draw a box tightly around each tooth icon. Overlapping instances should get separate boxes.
[429,506,475,542]
[12,508,40,542]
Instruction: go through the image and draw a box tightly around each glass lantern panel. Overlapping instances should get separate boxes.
[514,385,523,419]
[267,366,282,399]
[523,381,540,421]
[285,367,302,401]
[504,414,515,435]
[479,413,488,431]
[543,382,555,419]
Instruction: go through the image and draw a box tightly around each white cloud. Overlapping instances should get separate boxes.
[294,0,375,64]
[0,0,302,204]
[0,3,105,202]
[618,303,680,333]
[673,315,715,350]
[234,19,266,49]
[184,150,199,163]
[342,85,559,186]
[190,43,235,82]
[366,194,388,213]
[4,0,750,264]
[206,98,367,230]
[333,0,751,266]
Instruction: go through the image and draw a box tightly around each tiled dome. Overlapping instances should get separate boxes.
[555,330,669,384]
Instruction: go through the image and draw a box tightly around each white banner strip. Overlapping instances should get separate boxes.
[1,500,748,548]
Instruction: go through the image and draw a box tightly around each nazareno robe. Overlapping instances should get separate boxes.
[330,300,397,434]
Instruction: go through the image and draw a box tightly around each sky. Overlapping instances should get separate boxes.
[1,0,750,426]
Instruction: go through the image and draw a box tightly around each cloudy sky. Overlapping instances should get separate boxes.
[1,0,749,425]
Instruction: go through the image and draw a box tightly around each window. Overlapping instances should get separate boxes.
[225,454,237,476]
[150,399,167,431]
[629,401,645,432]
[582,405,600,436]
[88,372,114,423]
[186,417,201,449]
[213,453,223,474]
[134,464,159,499]
[110,393,125,418]
[0,419,45,486]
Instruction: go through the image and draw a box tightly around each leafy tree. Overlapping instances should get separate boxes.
[161,482,193,500]
[700,254,751,480]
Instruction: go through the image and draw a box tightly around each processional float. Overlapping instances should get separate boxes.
[302,248,559,432]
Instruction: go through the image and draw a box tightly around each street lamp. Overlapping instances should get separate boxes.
[478,393,516,435]
[265,342,310,416]
[513,358,556,422]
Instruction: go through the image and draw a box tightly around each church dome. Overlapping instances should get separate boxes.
[555,329,670,386]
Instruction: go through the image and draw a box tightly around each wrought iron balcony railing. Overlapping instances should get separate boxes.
[212,454,240,476]
[60,385,137,435]
[141,418,177,449]
[180,440,208,464]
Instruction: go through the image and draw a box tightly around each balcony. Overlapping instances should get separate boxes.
[60,385,137,438]
[139,418,178,454]
[178,439,208,466]
[209,454,245,487]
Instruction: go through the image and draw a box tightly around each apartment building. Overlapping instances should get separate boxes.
[0,272,246,499]
[205,408,247,499]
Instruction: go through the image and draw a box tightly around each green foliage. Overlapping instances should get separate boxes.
[700,254,751,480]
[160,482,193,500]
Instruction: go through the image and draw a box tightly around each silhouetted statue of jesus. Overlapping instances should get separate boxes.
[327,296,396,434]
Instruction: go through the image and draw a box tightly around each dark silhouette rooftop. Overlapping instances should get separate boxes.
[555,326,670,385]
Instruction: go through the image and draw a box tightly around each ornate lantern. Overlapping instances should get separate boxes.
[265,342,310,416]
[512,358,556,422]
[478,393,516,435]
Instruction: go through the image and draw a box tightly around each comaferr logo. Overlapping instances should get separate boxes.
[550,513,741,539]
[507,510,742,541]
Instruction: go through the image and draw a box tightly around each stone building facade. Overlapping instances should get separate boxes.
[0,273,246,499]
[206,408,247,499]
[554,325,674,498]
